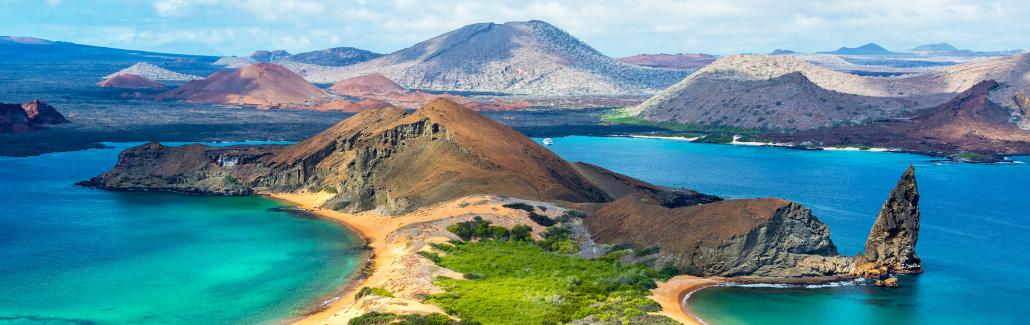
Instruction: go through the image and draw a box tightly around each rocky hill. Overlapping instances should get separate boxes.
[82,99,921,282]
[632,55,945,129]
[1,100,68,133]
[250,50,290,63]
[104,62,201,81]
[286,20,688,96]
[287,47,382,66]
[211,56,255,68]
[155,63,328,107]
[616,53,716,70]
[585,167,922,281]
[97,74,165,89]
[766,80,1030,161]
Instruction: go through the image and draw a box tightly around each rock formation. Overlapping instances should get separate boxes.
[97,74,165,89]
[284,20,689,96]
[104,62,200,81]
[1015,92,1030,129]
[616,53,716,70]
[0,100,68,133]
[855,165,922,274]
[156,63,328,107]
[250,50,290,63]
[767,80,1030,161]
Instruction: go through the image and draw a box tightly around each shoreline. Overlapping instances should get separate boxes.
[651,275,722,325]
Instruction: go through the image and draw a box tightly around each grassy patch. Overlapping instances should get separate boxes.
[355,287,394,299]
[348,312,468,325]
[425,241,668,325]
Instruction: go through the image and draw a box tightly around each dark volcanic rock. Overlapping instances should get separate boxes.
[21,100,68,124]
[856,166,922,274]
[0,104,35,133]
[1,100,68,133]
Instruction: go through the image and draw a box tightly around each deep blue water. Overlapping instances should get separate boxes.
[0,143,364,324]
[543,136,1030,325]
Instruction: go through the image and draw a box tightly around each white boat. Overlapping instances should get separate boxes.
[542,138,554,145]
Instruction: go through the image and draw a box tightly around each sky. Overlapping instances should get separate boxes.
[1,0,1027,57]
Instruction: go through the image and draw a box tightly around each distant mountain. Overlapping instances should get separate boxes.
[822,43,905,56]
[910,43,959,53]
[250,50,290,63]
[615,53,716,70]
[329,73,405,96]
[0,36,53,45]
[769,49,796,55]
[769,80,1030,160]
[212,56,255,68]
[632,55,949,129]
[105,62,201,81]
[97,74,165,89]
[284,20,689,96]
[287,47,383,67]
[156,63,328,107]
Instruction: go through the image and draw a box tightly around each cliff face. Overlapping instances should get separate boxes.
[586,195,852,279]
[856,166,922,274]
[1016,92,1030,129]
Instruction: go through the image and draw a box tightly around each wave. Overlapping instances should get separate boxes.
[720,280,858,289]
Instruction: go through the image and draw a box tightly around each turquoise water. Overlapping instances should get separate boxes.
[543,136,1030,325]
[0,143,364,324]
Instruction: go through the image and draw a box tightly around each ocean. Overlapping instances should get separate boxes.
[544,136,1030,325]
[0,143,364,324]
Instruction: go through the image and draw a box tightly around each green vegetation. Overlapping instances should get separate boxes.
[222,175,240,186]
[348,311,473,325]
[424,240,670,325]
[501,202,535,213]
[323,185,338,194]
[446,216,524,241]
[602,108,765,144]
[634,246,661,257]
[537,225,578,254]
[355,287,394,299]
[527,212,555,227]
[952,151,997,162]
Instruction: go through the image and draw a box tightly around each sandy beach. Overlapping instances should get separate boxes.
[651,275,722,325]
[270,193,567,325]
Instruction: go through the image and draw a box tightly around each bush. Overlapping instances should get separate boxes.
[634,246,661,257]
[489,226,510,241]
[528,212,555,227]
[349,312,465,325]
[349,311,398,325]
[418,251,442,264]
[356,287,394,299]
[511,225,532,241]
[324,185,338,194]
[501,202,535,213]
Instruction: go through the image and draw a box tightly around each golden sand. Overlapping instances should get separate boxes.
[651,275,722,325]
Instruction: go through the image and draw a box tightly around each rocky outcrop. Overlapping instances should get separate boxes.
[1016,92,1030,129]
[1,100,68,133]
[855,166,922,274]
[250,50,291,63]
[586,195,853,280]
[21,100,68,124]
[287,47,382,67]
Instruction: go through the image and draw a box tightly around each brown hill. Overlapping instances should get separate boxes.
[156,63,328,107]
[768,80,1030,160]
[97,74,165,89]
[82,99,714,213]
[329,73,404,96]
[616,53,717,70]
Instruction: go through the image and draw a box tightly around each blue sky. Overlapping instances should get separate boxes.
[1,0,1027,57]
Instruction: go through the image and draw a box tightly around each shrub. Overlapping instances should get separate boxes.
[349,311,397,325]
[501,202,535,213]
[324,185,338,194]
[489,226,510,241]
[356,287,394,299]
[634,246,661,257]
[418,251,442,264]
[528,212,555,227]
[511,225,532,241]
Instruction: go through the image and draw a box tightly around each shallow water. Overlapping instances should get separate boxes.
[543,136,1030,325]
[0,143,364,324]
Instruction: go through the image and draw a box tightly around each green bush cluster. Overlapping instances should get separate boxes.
[348,311,477,325]
[425,240,668,325]
[537,226,578,254]
[501,202,536,212]
[446,217,533,242]
[527,212,555,227]
[355,287,394,299]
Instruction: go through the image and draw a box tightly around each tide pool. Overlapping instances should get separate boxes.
[543,136,1030,325]
[0,143,364,324]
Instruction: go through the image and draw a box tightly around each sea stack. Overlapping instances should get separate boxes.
[857,166,922,274]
